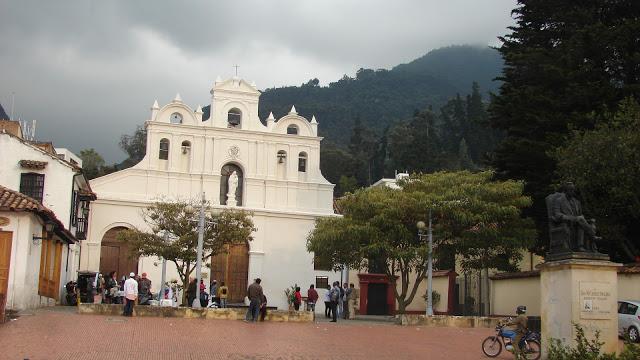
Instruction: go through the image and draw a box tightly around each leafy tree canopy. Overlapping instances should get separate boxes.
[307,171,535,312]
[489,0,640,253]
[79,148,106,180]
[117,200,255,301]
[554,98,640,261]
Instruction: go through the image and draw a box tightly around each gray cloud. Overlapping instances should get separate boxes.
[0,0,516,162]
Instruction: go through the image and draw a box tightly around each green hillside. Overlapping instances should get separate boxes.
[257,45,503,146]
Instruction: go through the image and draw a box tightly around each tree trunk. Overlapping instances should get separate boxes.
[397,300,406,314]
[483,267,490,316]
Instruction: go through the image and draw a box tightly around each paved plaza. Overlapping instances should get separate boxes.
[0,307,511,360]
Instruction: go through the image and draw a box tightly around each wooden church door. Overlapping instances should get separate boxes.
[210,243,249,303]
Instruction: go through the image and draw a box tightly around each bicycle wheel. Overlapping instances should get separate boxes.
[523,340,541,360]
[481,336,502,357]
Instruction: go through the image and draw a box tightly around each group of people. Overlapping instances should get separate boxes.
[94,271,152,306]
[324,282,358,322]
[185,278,229,308]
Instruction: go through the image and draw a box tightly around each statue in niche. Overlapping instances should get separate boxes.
[226,171,238,206]
[546,182,603,257]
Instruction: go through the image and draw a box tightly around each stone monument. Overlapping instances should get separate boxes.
[226,171,238,207]
[539,182,620,357]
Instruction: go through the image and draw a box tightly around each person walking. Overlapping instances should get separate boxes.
[330,282,340,322]
[348,283,358,320]
[218,281,229,308]
[323,285,332,318]
[245,278,263,322]
[122,272,138,317]
[307,284,319,312]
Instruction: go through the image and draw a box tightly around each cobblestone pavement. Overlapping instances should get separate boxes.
[0,307,513,360]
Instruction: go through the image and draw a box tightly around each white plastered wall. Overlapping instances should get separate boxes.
[0,134,76,229]
[1,212,66,311]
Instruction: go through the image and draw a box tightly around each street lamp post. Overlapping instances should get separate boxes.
[193,192,206,308]
[417,209,434,316]
[185,192,217,309]
[158,231,169,301]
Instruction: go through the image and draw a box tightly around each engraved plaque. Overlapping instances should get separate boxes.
[579,281,614,319]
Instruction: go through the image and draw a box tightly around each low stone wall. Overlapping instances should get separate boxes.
[77,303,314,322]
[398,314,500,328]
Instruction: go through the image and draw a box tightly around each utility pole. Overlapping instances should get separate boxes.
[426,210,433,316]
[417,211,434,317]
[193,192,206,308]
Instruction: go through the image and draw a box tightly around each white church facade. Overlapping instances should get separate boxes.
[81,76,337,311]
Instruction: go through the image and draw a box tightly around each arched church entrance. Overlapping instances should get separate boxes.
[99,227,138,278]
[209,242,249,303]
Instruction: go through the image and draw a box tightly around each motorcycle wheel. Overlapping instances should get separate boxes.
[522,340,541,360]
[481,336,502,357]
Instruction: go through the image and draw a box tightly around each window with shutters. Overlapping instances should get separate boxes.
[315,276,329,289]
[19,173,45,203]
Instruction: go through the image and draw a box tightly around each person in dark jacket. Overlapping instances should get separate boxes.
[307,284,319,312]
[186,277,197,307]
[245,278,263,321]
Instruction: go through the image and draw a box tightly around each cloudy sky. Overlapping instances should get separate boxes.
[0,0,516,162]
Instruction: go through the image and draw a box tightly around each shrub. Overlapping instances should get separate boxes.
[548,323,640,360]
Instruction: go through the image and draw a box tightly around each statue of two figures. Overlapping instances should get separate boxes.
[546,182,607,260]
[226,171,238,207]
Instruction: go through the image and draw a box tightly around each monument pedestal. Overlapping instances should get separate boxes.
[539,258,621,357]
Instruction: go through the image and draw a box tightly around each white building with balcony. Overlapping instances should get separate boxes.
[0,120,94,311]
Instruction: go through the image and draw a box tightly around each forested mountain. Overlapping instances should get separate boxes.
[201,45,503,148]
[254,45,502,147]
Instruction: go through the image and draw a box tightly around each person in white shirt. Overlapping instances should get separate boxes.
[122,272,138,317]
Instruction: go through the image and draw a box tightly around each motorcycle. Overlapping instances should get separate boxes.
[482,323,541,359]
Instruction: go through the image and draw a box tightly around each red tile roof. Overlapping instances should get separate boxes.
[0,185,77,243]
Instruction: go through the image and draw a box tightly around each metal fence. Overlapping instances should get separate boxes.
[454,271,490,316]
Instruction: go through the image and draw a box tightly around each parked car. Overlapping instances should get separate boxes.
[618,300,640,342]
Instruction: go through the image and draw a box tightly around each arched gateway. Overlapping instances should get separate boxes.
[99,227,138,277]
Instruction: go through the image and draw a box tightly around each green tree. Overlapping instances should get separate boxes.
[387,110,443,174]
[117,200,255,303]
[554,99,640,261]
[307,171,535,313]
[79,148,106,180]
[118,125,147,168]
[349,116,378,186]
[457,138,476,170]
[320,144,356,196]
[490,0,640,253]
[464,82,497,163]
[338,175,358,195]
